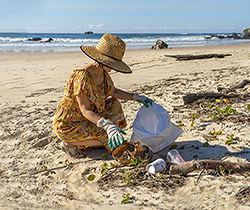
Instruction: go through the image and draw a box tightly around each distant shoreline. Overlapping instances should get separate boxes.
[1,42,250,55]
[1,32,249,53]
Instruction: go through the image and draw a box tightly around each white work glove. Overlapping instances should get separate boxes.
[133,93,153,108]
[97,117,126,149]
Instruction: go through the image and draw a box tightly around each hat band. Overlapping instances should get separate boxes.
[102,53,122,61]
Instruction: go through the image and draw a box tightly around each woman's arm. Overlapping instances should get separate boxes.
[76,95,101,125]
[76,94,126,148]
[111,87,134,101]
[112,87,153,108]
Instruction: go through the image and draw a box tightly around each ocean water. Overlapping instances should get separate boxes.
[0,32,249,53]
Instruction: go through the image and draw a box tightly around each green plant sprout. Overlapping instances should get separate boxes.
[129,158,147,168]
[121,193,133,204]
[101,154,109,160]
[206,102,238,119]
[209,129,222,136]
[120,170,137,184]
[203,142,209,147]
[169,144,177,150]
[191,113,197,127]
[101,163,109,174]
[225,134,235,145]
[207,102,212,109]
[87,174,96,181]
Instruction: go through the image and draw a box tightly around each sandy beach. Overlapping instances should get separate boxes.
[0,43,250,209]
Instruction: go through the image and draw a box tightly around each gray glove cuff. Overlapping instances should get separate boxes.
[97,117,108,128]
[133,93,139,101]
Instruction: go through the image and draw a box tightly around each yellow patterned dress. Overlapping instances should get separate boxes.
[52,69,127,153]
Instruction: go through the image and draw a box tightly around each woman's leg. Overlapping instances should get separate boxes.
[63,139,103,147]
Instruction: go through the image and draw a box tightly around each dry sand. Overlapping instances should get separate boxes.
[0,43,250,209]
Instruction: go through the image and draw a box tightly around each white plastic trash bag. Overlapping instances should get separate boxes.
[130,102,183,153]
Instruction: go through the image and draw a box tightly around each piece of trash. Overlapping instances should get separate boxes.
[146,158,166,174]
[167,149,185,165]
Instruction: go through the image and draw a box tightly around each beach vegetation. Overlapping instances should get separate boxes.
[203,142,209,147]
[206,102,238,120]
[178,123,184,127]
[87,174,96,181]
[225,134,235,145]
[120,170,137,184]
[110,162,116,167]
[101,154,109,160]
[101,163,109,174]
[169,144,177,150]
[121,193,133,204]
[209,129,222,136]
[65,159,70,165]
[207,102,212,109]
[191,113,197,127]
[129,158,147,168]
[247,104,250,110]
[219,165,225,174]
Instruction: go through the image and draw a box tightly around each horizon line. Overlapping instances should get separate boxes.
[0,31,244,34]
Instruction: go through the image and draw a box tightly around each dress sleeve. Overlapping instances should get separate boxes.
[73,70,92,97]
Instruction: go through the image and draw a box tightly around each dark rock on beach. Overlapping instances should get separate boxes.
[41,38,54,43]
[27,37,42,41]
[232,33,240,39]
[84,31,94,34]
[205,27,250,40]
[151,39,168,50]
[205,33,240,40]
[241,28,250,39]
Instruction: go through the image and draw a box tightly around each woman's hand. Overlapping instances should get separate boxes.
[133,93,153,108]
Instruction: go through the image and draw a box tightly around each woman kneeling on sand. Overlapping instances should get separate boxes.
[53,33,152,158]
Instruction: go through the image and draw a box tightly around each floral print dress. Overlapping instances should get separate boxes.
[52,69,127,153]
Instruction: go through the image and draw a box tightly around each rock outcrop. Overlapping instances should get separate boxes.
[205,33,240,40]
[151,39,168,50]
[84,31,94,34]
[41,38,54,43]
[205,28,250,40]
[27,37,42,41]
[241,28,250,39]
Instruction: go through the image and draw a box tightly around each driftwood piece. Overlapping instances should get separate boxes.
[183,92,250,104]
[169,160,250,176]
[202,135,218,141]
[218,79,250,93]
[165,54,231,61]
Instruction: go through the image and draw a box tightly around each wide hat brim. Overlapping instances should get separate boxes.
[80,46,132,74]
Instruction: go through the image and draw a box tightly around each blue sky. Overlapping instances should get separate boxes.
[0,0,249,33]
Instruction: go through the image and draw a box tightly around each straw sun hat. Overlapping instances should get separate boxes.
[80,33,132,73]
